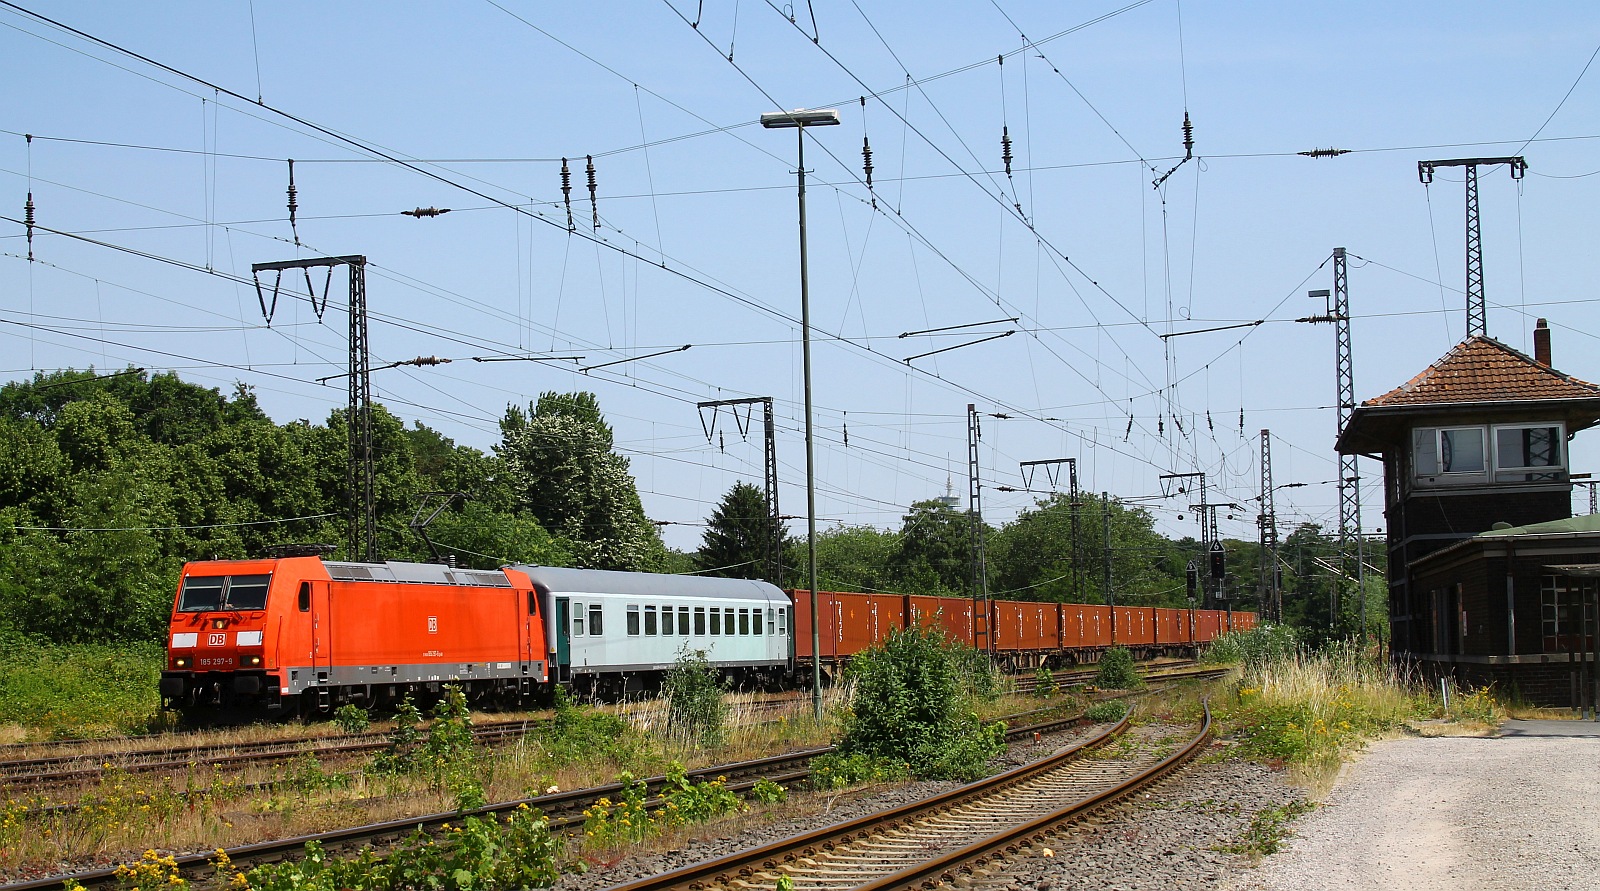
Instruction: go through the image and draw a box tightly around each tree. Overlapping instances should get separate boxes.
[888,500,978,595]
[697,482,785,581]
[496,392,664,571]
[809,524,899,592]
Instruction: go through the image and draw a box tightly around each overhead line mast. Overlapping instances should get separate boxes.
[1417,157,1527,337]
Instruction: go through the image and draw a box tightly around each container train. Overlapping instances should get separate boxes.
[158,555,1254,717]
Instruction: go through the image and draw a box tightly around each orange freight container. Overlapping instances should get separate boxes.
[1153,608,1186,644]
[1066,604,1112,648]
[1012,601,1059,651]
[908,595,976,648]
[1112,607,1154,646]
[1195,610,1222,643]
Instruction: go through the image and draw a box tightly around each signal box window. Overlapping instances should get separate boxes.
[589,604,604,637]
[573,602,586,637]
[694,607,706,635]
[678,606,690,635]
[1495,424,1564,482]
[627,605,641,636]
[645,606,658,635]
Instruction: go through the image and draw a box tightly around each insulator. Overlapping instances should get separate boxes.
[23,191,35,261]
[1158,416,1165,437]
[862,138,874,189]
[1124,414,1133,441]
[586,155,599,230]
[718,431,725,453]
[1181,112,1194,159]
[843,421,849,447]
[1173,413,1184,434]
[1001,126,1014,176]
[1207,410,1214,433]
[561,158,574,232]
[1239,408,1245,432]
[286,159,300,247]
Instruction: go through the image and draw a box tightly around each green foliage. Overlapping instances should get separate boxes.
[1219,800,1316,856]
[528,687,637,768]
[1083,700,1127,723]
[0,632,164,735]
[697,481,787,581]
[838,626,1006,781]
[1094,647,1143,690]
[662,649,729,747]
[990,492,1187,605]
[808,752,909,790]
[371,688,484,810]
[581,772,650,847]
[580,764,744,849]
[656,763,743,826]
[808,524,898,593]
[887,500,978,595]
[1203,624,1299,668]
[750,778,787,804]
[497,392,664,571]
[333,704,371,734]
[242,805,564,891]
[1033,666,1057,698]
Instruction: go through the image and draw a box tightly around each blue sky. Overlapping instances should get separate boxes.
[3,1,1599,553]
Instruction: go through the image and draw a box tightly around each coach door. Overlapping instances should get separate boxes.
[554,597,572,683]
[310,580,332,685]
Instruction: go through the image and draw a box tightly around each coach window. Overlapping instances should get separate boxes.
[767,608,775,635]
[659,605,673,636]
[588,604,604,636]
[709,607,721,635]
[627,605,641,636]
[297,582,311,612]
[695,607,707,635]
[752,608,763,635]
[573,602,586,637]
[645,605,658,635]
[678,606,690,635]
[779,607,788,636]
[726,608,736,635]
[738,608,750,635]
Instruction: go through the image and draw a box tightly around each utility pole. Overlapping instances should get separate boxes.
[967,404,992,654]
[1301,247,1363,638]
[1417,157,1527,337]
[1020,458,1079,597]
[696,397,781,586]
[1259,430,1280,622]
[252,255,373,562]
[1102,492,1115,643]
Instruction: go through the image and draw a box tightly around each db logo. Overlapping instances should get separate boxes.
[207,632,226,647]
[428,616,438,634]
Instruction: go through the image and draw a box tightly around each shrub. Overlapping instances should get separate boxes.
[0,633,164,737]
[369,687,484,810]
[1204,624,1298,668]
[1084,700,1127,722]
[750,778,787,804]
[837,627,1006,781]
[1033,666,1057,698]
[1094,647,1142,690]
[808,752,909,790]
[332,704,370,734]
[662,648,729,747]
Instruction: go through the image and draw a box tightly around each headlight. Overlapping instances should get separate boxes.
[246,655,262,666]
[174,657,189,668]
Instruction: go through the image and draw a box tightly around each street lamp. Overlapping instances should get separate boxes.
[762,107,840,722]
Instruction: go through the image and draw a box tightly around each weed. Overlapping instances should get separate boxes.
[1084,699,1127,722]
[581,772,651,848]
[1204,624,1299,668]
[750,778,787,804]
[662,649,729,748]
[1094,647,1143,690]
[808,752,909,790]
[1219,800,1315,856]
[332,704,370,734]
[1033,666,1057,698]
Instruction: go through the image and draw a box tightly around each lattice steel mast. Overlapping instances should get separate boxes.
[968,404,992,653]
[696,396,782,586]
[1259,429,1280,621]
[252,255,373,562]
[1417,157,1527,337]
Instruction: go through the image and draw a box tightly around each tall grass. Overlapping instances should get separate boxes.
[1216,633,1497,790]
[0,633,165,739]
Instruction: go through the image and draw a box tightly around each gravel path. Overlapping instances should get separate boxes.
[1223,720,1600,891]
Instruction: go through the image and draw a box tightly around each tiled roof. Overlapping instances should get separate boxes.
[1363,335,1600,407]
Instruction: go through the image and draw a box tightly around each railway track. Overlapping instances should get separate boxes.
[0,703,1123,891]
[606,706,1211,891]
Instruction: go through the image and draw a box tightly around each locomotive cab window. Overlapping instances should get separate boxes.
[179,574,271,612]
[298,582,311,612]
[589,604,604,636]
[627,605,641,636]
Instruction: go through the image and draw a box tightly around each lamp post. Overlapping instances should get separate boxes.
[761,107,839,722]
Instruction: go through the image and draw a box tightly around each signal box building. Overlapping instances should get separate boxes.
[1336,321,1600,705]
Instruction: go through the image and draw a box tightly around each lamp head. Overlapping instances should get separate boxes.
[761,109,841,129]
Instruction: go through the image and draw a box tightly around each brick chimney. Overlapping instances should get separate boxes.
[1534,318,1552,367]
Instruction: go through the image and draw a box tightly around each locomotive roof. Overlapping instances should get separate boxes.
[323,560,514,588]
[511,565,785,601]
